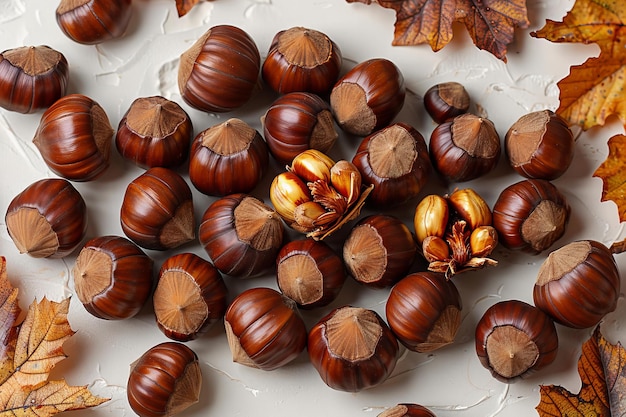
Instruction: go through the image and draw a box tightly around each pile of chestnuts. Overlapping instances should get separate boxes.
[1,4,621,417]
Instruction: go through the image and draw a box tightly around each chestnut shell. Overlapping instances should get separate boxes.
[56,0,133,45]
[378,404,437,417]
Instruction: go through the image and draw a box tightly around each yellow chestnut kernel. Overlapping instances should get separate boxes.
[414,194,449,244]
[269,172,311,223]
[448,188,492,229]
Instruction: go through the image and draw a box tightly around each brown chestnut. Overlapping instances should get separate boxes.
[120,167,195,251]
[5,178,87,258]
[262,26,342,95]
[429,113,501,183]
[178,25,260,113]
[33,93,114,181]
[115,96,193,169]
[423,81,470,123]
[475,300,558,382]
[198,194,284,277]
[330,58,405,136]
[492,179,570,254]
[73,235,153,320]
[386,272,462,352]
[378,404,437,417]
[154,252,228,341]
[127,342,202,417]
[352,122,432,207]
[343,214,417,288]
[224,287,307,370]
[188,118,269,196]
[505,109,575,180]
[56,0,132,45]
[533,240,620,329]
[308,305,399,392]
[0,45,69,114]
[262,92,338,165]
[276,238,346,309]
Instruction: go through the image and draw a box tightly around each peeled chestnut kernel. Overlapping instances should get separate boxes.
[505,109,575,180]
[378,404,437,417]
[56,0,132,45]
[127,342,202,417]
[352,122,432,207]
[199,194,284,277]
[343,214,417,288]
[308,305,399,392]
[154,253,228,341]
[262,92,338,165]
[224,287,307,370]
[262,26,342,95]
[424,81,470,124]
[330,58,405,136]
[73,235,153,320]
[178,25,260,113]
[120,167,195,251]
[116,96,193,169]
[189,118,269,196]
[475,300,558,382]
[533,240,620,329]
[33,93,113,181]
[276,238,346,309]
[386,272,462,352]
[493,179,570,254]
[5,178,87,258]
[429,113,501,183]
[0,45,69,114]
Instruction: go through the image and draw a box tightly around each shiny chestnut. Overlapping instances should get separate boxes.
[56,0,133,45]
[0,45,69,114]
[33,94,113,181]
[330,58,405,136]
[224,287,307,370]
[423,81,470,123]
[475,300,558,382]
[5,178,87,258]
[178,25,260,113]
[533,240,620,329]
[73,235,153,320]
[378,404,437,417]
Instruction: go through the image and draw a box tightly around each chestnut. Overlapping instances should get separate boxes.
[492,179,570,254]
[262,26,342,95]
[386,272,462,352]
[120,167,195,251]
[378,404,437,417]
[73,235,153,320]
[224,287,307,370]
[343,214,417,288]
[475,299,558,382]
[154,253,228,341]
[533,240,620,329]
[0,45,69,114]
[56,0,133,45]
[423,81,470,123]
[429,113,501,183]
[308,305,399,392]
[178,25,260,113]
[276,238,346,309]
[115,96,193,169]
[262,92,338,165]
[189,118,269,196]
[505,109,575,180]
[198,193,284,277]
[330,58,405,136]
[127,342,202,417]
[352,122,432,207]
[5,178,87,258]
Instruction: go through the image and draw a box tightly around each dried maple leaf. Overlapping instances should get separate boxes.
[593,134,626,222]
[347,0,529,61]
[176,0,213,17]
[536,326,625,417]
[0,256,108,416]
[532,0,626,130]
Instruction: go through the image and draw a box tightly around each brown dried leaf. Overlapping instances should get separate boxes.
[175,0,211,17]
[593,134,626,222]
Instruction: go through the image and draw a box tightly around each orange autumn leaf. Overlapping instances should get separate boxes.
[175,0,214,17]
[0,256,108,416]
[346,0,529,61]
[536,326,626,417]
[532,0,626,130]
[593,134,626,222]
